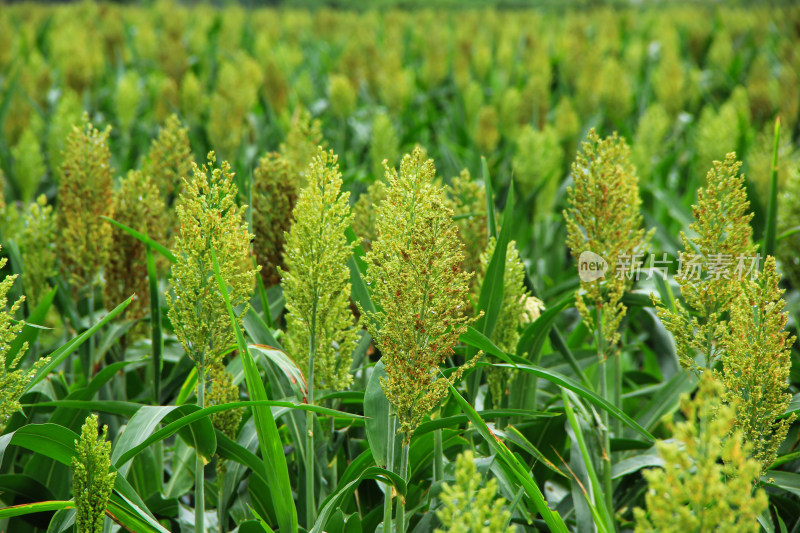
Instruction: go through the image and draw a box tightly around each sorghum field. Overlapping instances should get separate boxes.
[1,1,800,532]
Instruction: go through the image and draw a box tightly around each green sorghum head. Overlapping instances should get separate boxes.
[633,372,767,533]
[564,129,651,356]
[446,169,487,299]
[435,450,514,533]
[56,115,114,291]
[362,148,477,438]
[11,118,46,204]
[0,249,50,434]
[370,111,400,180]
[105,170,166,320]
[721,255,795,468]
[252,151,298,287]
[46,89,83,181]
[281,148,357,392]
[329,73,357,119]
[114,71,141,132]
[478,238,533,407]
[166,152,258,370]
[352,178,387,254]
[19,195,57,307]
[657,153,756,371]
[512,124,563,218]
[72,414,117,533]
[143,113,194,200]
[631,103,672,183]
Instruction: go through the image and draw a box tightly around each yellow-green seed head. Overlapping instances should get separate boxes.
[105,171,166,320]
[633,372,767,533]
[281,148,357,392]
[435,450,514,533]
[56,115,114,291]
[564,129,651,355]
[166,152,258,369]
[72,414,117,533]
[362,148,478,438]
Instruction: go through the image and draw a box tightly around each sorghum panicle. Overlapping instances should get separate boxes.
[633,373,767,533]
[281,148,357,392]
[72,414,117,533]
[105,171,166,319]
[362,148,477,438]
[564,129,652,356]
[721,256,795,468]
[435,451,514,533]
[657,153,756,370]
[56,115,114,291]
[252,152,297,287]
[166,152,258,370]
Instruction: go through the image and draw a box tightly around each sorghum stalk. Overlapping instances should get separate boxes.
[196,364,205,533]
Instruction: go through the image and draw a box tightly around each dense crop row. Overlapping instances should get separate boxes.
[1,2,800,533]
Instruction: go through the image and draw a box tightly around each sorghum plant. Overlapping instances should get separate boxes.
[721,256,795,468]
[142,113,193,233]
[352,179,387,253]
[657,153,756,370]
[564,129,651,511]
[166,152,257,533]
[167,152,257,371]
[633,372,767,533]
[478,238,533,407]
[72,414,117,533]
[0,250,48,434]
[446,169,487,299]
[19,195,57,307]
[56,116,114,291]
[281,148,357,526]
[435,451,513,533]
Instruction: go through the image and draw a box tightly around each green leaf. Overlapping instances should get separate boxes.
[345,226,376,316]
[27,295,134,392]
[310,467,406,533]
[146,243,163,403]
[497,363,655,442]
[474,181,515,342]
[0,500,73,520]
[211,248,298,533]
[101,216,176,264]
[364,360,398,469]
[763,471,800,498]
[482,156,497,240]
[446,379,569,533]
[515,293,572,360]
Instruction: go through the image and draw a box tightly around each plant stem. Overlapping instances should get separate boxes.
[196,363,205,533]
[383,414,396,533]
[395,439,410,533]
[432,427,443,508]
[613,350,622,439]
[595,305,614,531]
[306,313,317,528]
